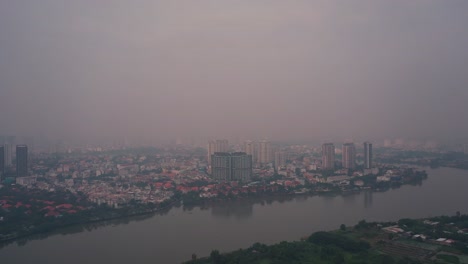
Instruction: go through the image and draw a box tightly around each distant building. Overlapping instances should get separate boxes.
[207,140,216,164]
[215,139,229,152]
[243,141,257,163]
[4,144,12,167]
[0,145,4,180]
[342,143,356,169]
[231,152,253,182]
[16,145,28,177]
[258,140,272,164]
[363,142,373,169]
[207,139,229,164]
[211,152,252,182]
[16,176,36,186]
[274,151,286,169]
[321,143,335,170]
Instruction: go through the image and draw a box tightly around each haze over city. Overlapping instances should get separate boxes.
[1,0,468,145]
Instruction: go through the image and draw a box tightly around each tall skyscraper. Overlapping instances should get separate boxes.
[231,152,253,182]
[243,141,257,163]
[207,140,216,164]
[215,139,229,152]
[342,143,356,169]
[0,145,4,179]
[211,152,231,182]
[364,142,373,169]
[211,152,252,182]
[274,151,286,169]
[16,145,28,177]
[4,144,12,167]
[258,140,272,164]
[207,139,229,164]
[321,143,335,170]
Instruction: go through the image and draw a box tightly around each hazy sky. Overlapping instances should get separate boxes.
[1,0,467,144]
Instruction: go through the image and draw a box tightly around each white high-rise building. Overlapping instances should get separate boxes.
[258,140,272,164]
[207,140,216,164]
[274,151,286,169]
[243,141,257,163]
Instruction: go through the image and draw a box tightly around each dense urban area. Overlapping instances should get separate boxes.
[1,136,468,260]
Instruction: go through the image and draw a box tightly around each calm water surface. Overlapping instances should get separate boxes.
[1,167,467,264]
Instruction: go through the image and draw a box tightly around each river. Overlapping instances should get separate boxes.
[1,167,467,264]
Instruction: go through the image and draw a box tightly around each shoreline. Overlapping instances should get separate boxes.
[0,178,424,248]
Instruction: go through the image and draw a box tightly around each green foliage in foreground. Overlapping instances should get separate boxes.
[436,254,460,264]
[185,231,421,264]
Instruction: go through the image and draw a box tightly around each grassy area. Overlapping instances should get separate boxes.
[436,254,460,264]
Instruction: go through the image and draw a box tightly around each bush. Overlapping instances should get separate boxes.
[308,231,370,252]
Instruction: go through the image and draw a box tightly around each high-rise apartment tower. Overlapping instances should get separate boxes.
[16,145,28,177]
[321,143,335,170]
[342,143,356,169]
[364,142,373,169]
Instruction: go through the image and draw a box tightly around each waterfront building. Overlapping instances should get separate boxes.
[211,152,252,182]
[364,142,373,169]
[342,143,356,169]
[16,145,28,177]
[321,143,335,170]
[258,140,272,164]
[231,152,253,182]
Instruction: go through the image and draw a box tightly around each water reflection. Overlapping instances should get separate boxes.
[364,191,373,208]
[211,200,253,219]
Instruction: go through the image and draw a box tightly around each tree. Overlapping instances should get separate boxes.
[191,253,197,261]
[210,250,222,264]
[340,224,346,231]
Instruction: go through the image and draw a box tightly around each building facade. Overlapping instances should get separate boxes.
[364,142,373,169]
[243,140,257,164]
[274,151,286,170]
[0,145,4,180]
[207,140,216,164]
[342,143,356,169]
[4,144,12,167]
[211,152,252,182]
[16,145,28,177]
[230,152,253,182]
[258,140,272,164]
[215,139,229,152]
[321,143,335,170]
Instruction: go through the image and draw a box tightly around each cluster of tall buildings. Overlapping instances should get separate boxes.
[211,152,252,182]
[208,139,275,166]
[207,139,229,164]
[207,139,278,182]
[321,142,373,170]
[0,142,28,180]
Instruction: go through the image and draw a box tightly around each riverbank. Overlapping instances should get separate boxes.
[185,214,468,264]
[0,169,428,248]
[0,166,466,264]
